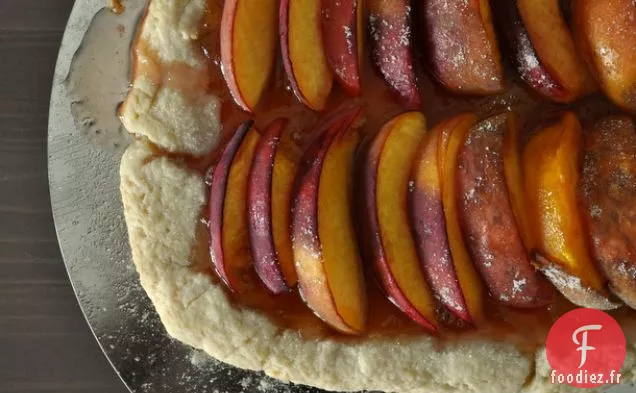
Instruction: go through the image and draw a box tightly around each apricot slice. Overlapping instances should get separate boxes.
[321,0,363,96]
[410,123,471,322]
[493,0,571,101]
[457,113,553,308]
[368,0,421,109]
[502,114,533,251]
[573,0,636,113]
[220,0,278,112]
[523,112,620,310]
[292,109,367,334]
[280,0,334,110]
[362,112,438,331]
[501,0,597,102]
[423,0,504,95]
[209,121,261,292]
[437,113,485,323]
[247,119,301,294]
[578,116,636,308]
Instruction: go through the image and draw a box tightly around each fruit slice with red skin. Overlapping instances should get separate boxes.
[523,112,620,310]
[514,0,596,101]
[573,0,636,113]
[362,112,438,331]
[292,110,367,335]
[280,0,334,110]
[456,113,553,308]
[578,116,636,309]
[493,0,569,102]
[409,124,471,322]
[321,0,363,96]
[247,118,300,294]
[502,114,533,251]
[437,113,485,324]
[319,124,368,331]
[368,0,421,109]
[220,0,278,112]
[423,0,504,95]
[209,121,261,292]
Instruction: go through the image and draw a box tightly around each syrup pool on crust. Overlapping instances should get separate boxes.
[123,0,636,351]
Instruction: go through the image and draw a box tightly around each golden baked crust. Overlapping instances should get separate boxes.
[119,0,221,156]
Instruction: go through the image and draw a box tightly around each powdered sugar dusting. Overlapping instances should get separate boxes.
[322,0,361,90]
[424,0,502,92]
[540,263,620,310]
[590,1,635,81]
[541,264,586,291]
[598,46,619,76]
[482,252,494,268]
[369,5,419,106]
[343,25,354,54]
[436,285,465,315]
[617,260,636,279]
[589,204,602,218]
[515,32,559,94]
[512,278,527,295]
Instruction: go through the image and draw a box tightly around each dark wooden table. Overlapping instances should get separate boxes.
[0,1,128,392]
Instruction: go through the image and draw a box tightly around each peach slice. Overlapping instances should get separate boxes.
[220,0,278,112]
[493,0,568,101]
[456,113,553,308]
[572,0,636,113]
[247,118,301,294]
[209,121,261,292]
[362,112,438,331]
[292,109,367,334]
[502,114,533,251]
[523,112,620,310]
[280,0,334,111]
[321,0,363,96]
[367,0,421,109]
[578,116,636,308]
[437,113,485,323]
[409,123,471,322]
[511,0,596,102]
[423,0,504,95]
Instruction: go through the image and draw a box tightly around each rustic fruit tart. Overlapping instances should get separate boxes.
[118,0,636,392]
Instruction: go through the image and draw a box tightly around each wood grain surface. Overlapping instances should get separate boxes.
[0,1,128,392]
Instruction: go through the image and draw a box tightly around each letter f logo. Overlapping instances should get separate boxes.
[546,309,625,388]
[572,324,602,368]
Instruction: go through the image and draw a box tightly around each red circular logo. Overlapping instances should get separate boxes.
[546,308,626,388]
